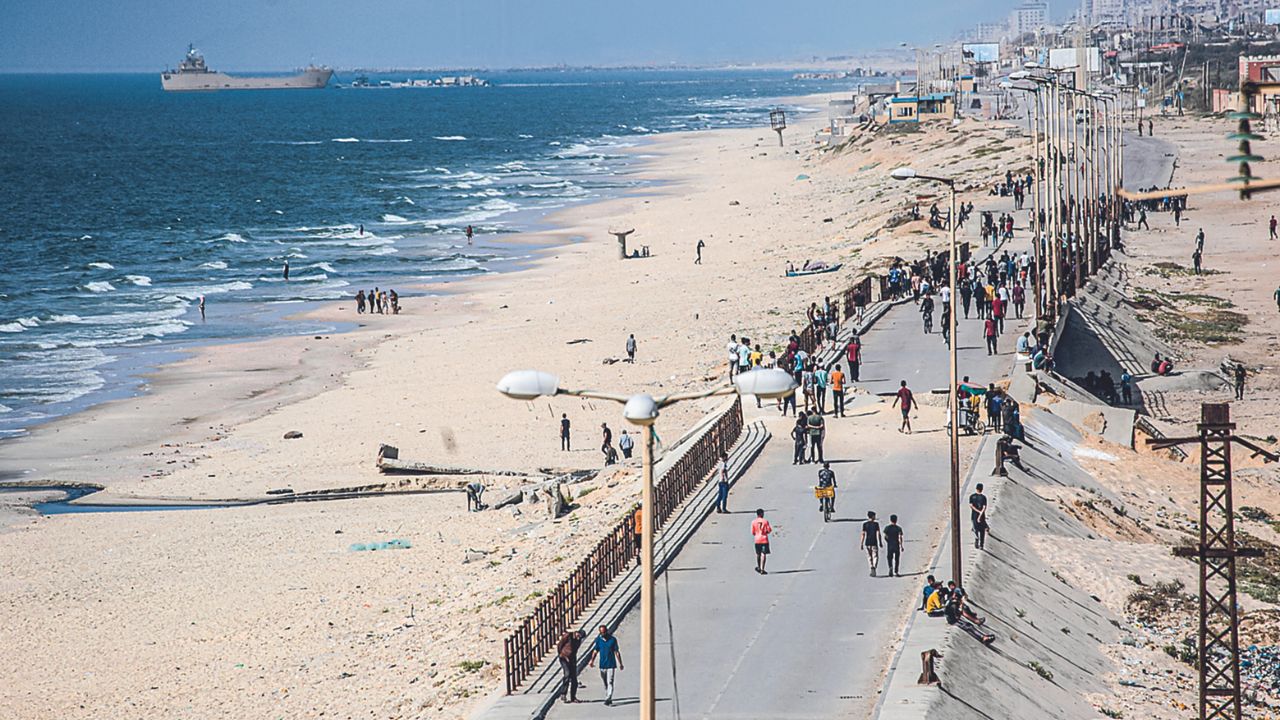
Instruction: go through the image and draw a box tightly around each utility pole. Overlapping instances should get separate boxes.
[1147,403,1279,720]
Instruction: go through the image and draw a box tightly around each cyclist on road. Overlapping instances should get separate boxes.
[920,294,935,334]
[817,462,837,514]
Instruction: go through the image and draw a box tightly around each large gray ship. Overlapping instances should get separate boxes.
[161,46,332,92]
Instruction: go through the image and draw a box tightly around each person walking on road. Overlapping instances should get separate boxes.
[587,625,624,706]
[896,380,919,434]
[1271,215,1278,240]
[752,509,773,574]
[792,412,809,464]
[625,333,637,363]
[560,414,571,451]
[695,238,705,264]
[618,429,633,459]
[557,629,586,704]
[807,410,826,463]
[715,452,731,513]
[970,483,989,550]
[601,423,615,466]
[845,334,862,382]
[862,510,882,576]
[884,514,904,577]
[984,317,998,355]
[830,364,847,417]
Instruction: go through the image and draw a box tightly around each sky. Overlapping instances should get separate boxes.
[1,0,1027,72]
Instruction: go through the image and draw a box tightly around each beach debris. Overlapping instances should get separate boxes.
[566,338,592,345]
[795,174,810,180]
[350,539,411,552]
[376,444,544,478]
[283,430,303,439]
[602,358,620,365]
[493,490,524,510]
[266,488,294,495]
[728,200,740,206]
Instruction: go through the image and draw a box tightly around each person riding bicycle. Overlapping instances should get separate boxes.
[920,295,934,332]
[817,462,837,513]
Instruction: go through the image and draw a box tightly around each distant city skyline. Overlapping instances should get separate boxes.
[3,0,1034,72]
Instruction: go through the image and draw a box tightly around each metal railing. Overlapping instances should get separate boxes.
[502,398,745,694]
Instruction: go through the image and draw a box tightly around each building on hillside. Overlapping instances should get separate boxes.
[885,93,957,124]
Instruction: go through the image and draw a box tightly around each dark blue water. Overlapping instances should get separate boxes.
[0,69,857,438]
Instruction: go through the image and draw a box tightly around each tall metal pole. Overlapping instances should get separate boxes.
[948,180,962,588]
[640,427,655,720]
[1031,88,1044,319]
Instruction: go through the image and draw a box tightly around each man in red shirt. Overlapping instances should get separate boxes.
[896,380,918,434]
[751,509,773,574]
[990,294,1005,335]
[984,317,998,355]
[845,333,862,382]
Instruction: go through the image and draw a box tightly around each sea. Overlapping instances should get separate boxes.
[0,69,860,439]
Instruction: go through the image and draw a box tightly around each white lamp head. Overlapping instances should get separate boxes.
[495,369,560,400]
[732,368,798,400]
[1025,61,1041,69]
[889,167,918,181]
[622,394,660,426]
[1009,71,1029,80]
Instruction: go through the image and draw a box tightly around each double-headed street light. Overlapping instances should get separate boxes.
[889,166,963,588]
[496,367,797,720]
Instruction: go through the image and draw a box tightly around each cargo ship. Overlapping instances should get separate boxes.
[161,46,332,92]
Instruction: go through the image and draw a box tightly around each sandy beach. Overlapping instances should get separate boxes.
[0,91,1044,719]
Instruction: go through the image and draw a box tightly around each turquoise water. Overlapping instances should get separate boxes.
[0,69,856,438]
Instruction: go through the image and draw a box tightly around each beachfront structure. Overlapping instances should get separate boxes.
[885,93,957,124]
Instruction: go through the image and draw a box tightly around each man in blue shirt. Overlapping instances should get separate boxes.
[588,624,624,706]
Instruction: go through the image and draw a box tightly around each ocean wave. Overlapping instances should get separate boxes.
[381,214,410,223]
[518,134,534,139]
[397,196,416,205]
[0,317,40,333]
[366,138,413,143]
[433,135,467,141]
[48,314,82,323]
[124,274,152,286]
[309,262,337,273]
[82,281,115,293]
[264,140,323,145]
[364,246,398,255]
[210,232,247,243]
[87,261,114,270]
[332,137,360,143]
[199,260,228,270]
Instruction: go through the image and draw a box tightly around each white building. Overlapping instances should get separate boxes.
[1010,1,1051,36]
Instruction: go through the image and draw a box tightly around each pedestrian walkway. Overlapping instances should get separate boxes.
[544,223,1031,717]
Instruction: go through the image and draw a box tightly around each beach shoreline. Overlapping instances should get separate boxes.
[0,91,844,501]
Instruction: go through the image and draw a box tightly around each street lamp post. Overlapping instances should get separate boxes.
[890,166,962,588]
[495,367,797,720]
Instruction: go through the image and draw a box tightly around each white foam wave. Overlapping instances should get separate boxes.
[79,235,93,241]
[49,314,82,323]
[82,281,115,293]
[199,260,229,270]
[398,196,416,205]
[382,214,410,223]
[87,262,114,269]
[433,135,467,141]
[124,275,152,286]
[310,262,337,273]
[0,317,40,333]
[366,138,413,143]
[213,232,247,243]
[332,137,360,143]
[518,134,534,139]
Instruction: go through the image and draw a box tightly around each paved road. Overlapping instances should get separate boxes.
[549,238,1029,719]
[1122,133,1177,189]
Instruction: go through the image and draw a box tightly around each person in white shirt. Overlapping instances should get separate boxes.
[727,335,741,379]
[939,284,952,305]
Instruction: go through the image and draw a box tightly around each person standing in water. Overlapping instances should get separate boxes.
[465,225,474,245]
[198,296,206,320]
[283,259,290,281]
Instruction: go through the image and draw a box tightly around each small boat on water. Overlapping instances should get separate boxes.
[785,262,842,278]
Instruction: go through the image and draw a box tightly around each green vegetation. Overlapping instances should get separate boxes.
[1144,261,1224,278]
[1028,660,1054,681]
[1237,531,1280,604]
[972,143,1011,159]
[1100,708,1124,718]
[457,660,487,673]
[1161,309,1249,345]
[1126,579,1187,623]
[1126,573,1143,585]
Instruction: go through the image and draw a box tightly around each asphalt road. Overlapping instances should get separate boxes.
[1122,133,1177,189]
[549,239,1028,719]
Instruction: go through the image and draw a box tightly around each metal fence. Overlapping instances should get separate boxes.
[503,398,745,694]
